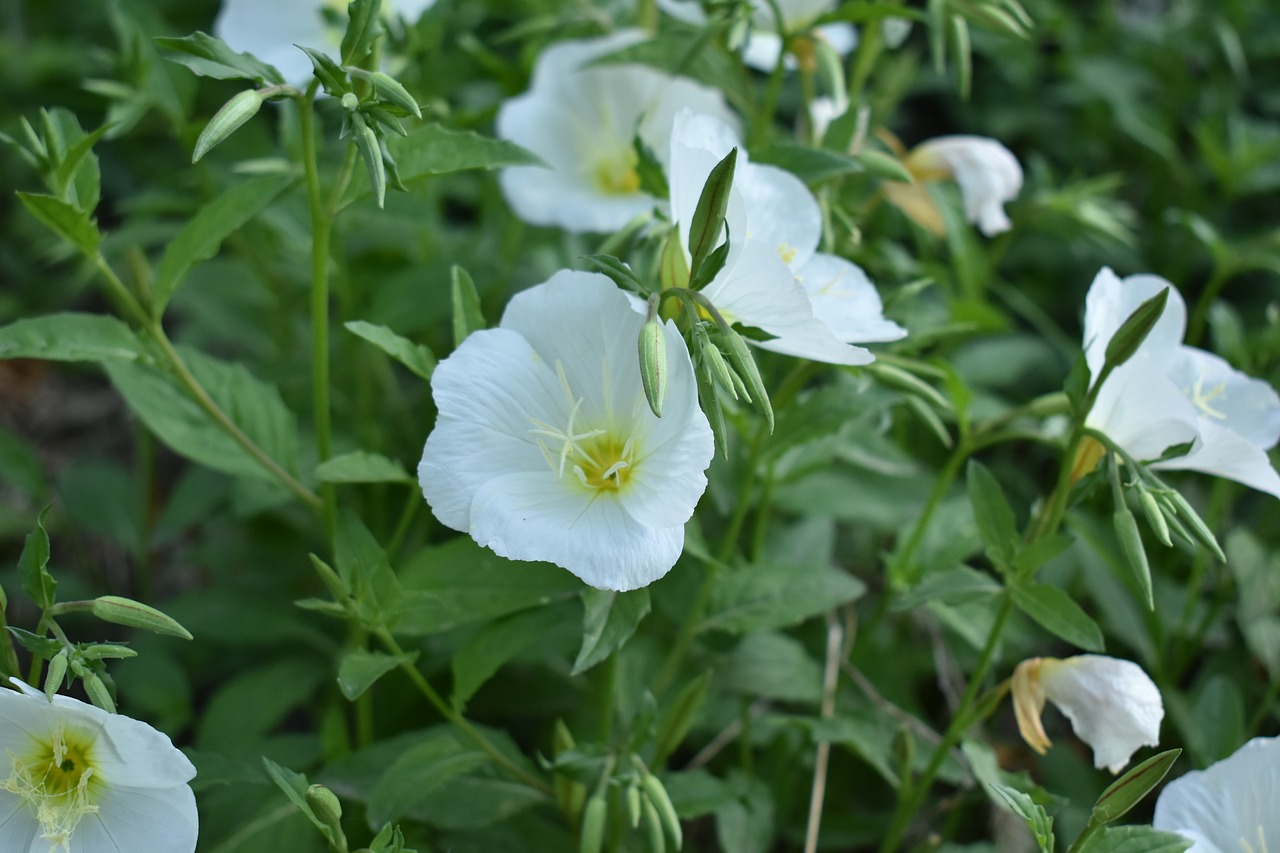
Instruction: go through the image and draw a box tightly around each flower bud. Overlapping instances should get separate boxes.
[90,595,194,639]
[640,773,682,849]
[638,313,668,418]
[1138,490,1171,547]
[44,650,68,700]
[579,793,606,853]
[717,328,772,431]
[1113,508,1153,610]
[305,784,346,845]
[193,89,265,163]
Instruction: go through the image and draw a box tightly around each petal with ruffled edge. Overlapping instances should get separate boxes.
[1167,347,1280,450]
[1082,268,1187,383]
[794,253,907,343]
[910,135,1022,236]
[1153,736,1280,853]
[468,471,685,591]
[1038,655,1163,774]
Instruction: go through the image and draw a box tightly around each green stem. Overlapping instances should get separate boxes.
[1186,265,1230,347]
[878,595,1014,853]
[376,628,553,796]
[300,83,338,540]
[888,443,968,587]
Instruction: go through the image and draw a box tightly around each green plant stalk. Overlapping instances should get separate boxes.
[89,254,323,509]
[299,82,338,540]
[376,628,553,796]
[878,595,1014,853]
[1186,264,1230,347]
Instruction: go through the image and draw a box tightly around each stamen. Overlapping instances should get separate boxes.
[1186,375,1228,420]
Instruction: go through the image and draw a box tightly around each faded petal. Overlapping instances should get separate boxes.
[911,135,1023,236]
[1153,736,1280,853]
[1039,655,1163,774]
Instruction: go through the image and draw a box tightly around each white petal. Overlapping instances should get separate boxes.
[468,471,684,591]
[1153,736,1280,853]
[0,795,37,853]
[1086,359,1200,463]
[70,783,198,853]
[668,110,750,269]
[655,0,708,24]
[737,163,822,270]
[214,0,332,86]
[742,32,785,71]
[1082,267,1187,383]
[1039,655,1163,774]
[1167,347,1280,450]
[815,22,858,56]
[1153,420,1280,499]
[913,135,1023,236]
[794,253,907,343]
[419,328,569,531]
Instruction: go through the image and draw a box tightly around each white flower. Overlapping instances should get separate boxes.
[1012,655,1163,774]
[214,0,436,87]
[1082,267,1280,498]
[656,0,857,72]
[495,31,738,233]
[668,110,877,366]
[418,271,714,591]
[0,679,198,853]
[884,135,1023,237]
[1152,736,1280,853]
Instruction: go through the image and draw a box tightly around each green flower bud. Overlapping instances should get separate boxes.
[193,89,265,163]
[341,92,360,111]
[639,297,668,418]
[717,328,772,431]
[1113,508,1153,610]
[640,773,682,850]
[579,793,606,853]
[1138,490,1171,547]
[627,782,642,829]
[641,794,667,853]
[90,595,193,640]
[80,670,115,713]
[305,784,347,846]
[44,651,68,700]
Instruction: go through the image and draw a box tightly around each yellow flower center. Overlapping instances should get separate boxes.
[529,361,639,493]
[3,723,101,851]
[590,149,641,196]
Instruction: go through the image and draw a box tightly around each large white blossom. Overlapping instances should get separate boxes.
[884,135,1023,237]
[0,679,198,853]
[418,271,714,591]
[656,0,857,72]
[668,110,887,365]
[1083,267,1280,498]
[1152,736,1280,853]
[1012,655,1163,774]
[214,0,437,87]
[496,31,738,233]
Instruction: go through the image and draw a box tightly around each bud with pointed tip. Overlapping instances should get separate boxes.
[90,595,194,640]
[639,295,668,418]
[193,89,265,163]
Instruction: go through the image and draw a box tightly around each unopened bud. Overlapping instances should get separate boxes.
[44,651,68,700]
[641,793,667,853]
[341,92,360,111]
[659,230,690,292]
[627,783,643,829]
[717,329,772,431]
[193,89,265,163]
[700,342,738,400]
[579,793,606,853]
[640,773,682,850]
[1138,491,1171,547]
[1113,509,1153,610]
[638,299,668,418]
[305,784,345,842]
[80,670,115,713]
[355,120,387,208]
[90,595,193,640]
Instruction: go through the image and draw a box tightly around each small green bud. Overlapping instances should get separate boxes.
[639,296,668,418]
[641,793,667,853]
[193,89,265,163]
[90,595,194,640]
[1161,490,1225,561]
[1138,490,1171,547]
[1113,509,1153,610]
[341,92,360,111]
[640,773,682,850]
[717,328,773,431]
[44,651,68,699]
[700,341,738,400]
[687,148,737,282]
[305,784,346,845]
[354,119,387,208]
[579,793,607,853]
[348,68,422,119]
[1099,289,1170,384]
[79,644,138,661]
[80,670,115,713]
[627,783,643,829]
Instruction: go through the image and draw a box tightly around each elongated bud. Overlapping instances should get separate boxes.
[1113,508,1153,610]
[1138,491,1171,547]
[305,784,347,846]
[1091,748,1180,824]
[80,670,115,713]
[355,120,387,208]
[1161,490,1225,561]
[717,329,772,431]
[627,783,643,829]
[193,89,265,163]
[358,69,422,118]
[641,794,667,853]
[640,773,682,850]
[44,651,68,700]
[687,148,737,282]
[701,340,738,400]
[579,793,607,853]
[90,595,194,639]
[639,294,667,418]
[1099,288,1170,382]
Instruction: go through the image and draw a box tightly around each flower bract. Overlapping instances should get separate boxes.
[418,271,714,591]
[496,31,738,233]
[214,0,437,86]
[1083,267,1280,498]
[1152,736,1280,853]
[0,679,198,853]
[668,110,882,366]
[1012,655,1163,774]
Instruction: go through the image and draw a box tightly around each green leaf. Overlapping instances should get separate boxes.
[18,507,56,610]
[1075,825,1192,853]
[753,144,861,184]
[337,649,413,700]
[367,731,490,827]
[1009,581,1105,651]
[0,427,46,497]
[333,510,401,619]
[104,346,298,483]
[450,265,485,348]
[152,175,293,315]
[652,671,712,767]
[967,460,1018,570]
[702,563,866,634]
[0,313,142,363]
[450,604,567,709]
[344,320,436,380]
[16,192,100,254]
[987,783,1054,853]
[340,0,383,66]
[314,451,412,484]
[891,565,1001,611]
[582,254,645,293]
[1091,748,1180,825]
[262,757,332,840]
[395,538,581,635]
[719,631,822,704]
[50,112,110,211]
[571,588,651,675]
[298,46,349,96]
[380,124,542,189]
[154,32,284,83]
